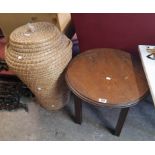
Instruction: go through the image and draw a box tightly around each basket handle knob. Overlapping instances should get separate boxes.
[24,23,35,36]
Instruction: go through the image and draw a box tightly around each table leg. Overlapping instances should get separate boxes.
[114,107,130,136]
[74,94,82,124]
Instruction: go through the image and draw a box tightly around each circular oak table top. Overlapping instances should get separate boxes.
[66,48,149,108]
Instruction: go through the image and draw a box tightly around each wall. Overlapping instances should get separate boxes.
[72,13,155,54]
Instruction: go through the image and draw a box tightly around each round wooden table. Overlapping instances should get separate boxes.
[65,48,149,136]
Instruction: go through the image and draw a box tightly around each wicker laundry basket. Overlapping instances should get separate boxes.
[5,22,72,110]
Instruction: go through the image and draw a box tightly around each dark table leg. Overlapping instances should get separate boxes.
[114,107,130,136]
[74,94,82,124]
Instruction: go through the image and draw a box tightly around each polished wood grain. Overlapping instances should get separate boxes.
[66,48,149,108]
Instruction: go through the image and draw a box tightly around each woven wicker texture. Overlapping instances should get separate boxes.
[5,22,72,110]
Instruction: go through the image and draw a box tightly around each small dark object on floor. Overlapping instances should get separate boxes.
[0,80,29,112]
[0,97,28,112]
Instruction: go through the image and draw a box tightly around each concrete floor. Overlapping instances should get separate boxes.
[0,94,154,141]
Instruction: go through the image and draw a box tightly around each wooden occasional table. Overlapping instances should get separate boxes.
[65,48,149,136]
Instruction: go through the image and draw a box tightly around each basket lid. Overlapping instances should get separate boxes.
[9,22,61,45]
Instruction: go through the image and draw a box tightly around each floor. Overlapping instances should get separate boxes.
[0,94,154,141]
